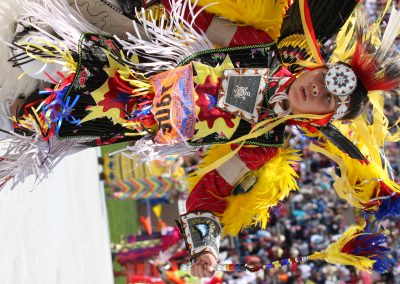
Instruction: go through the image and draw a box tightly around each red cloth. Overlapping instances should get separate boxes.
[186,146,279,214]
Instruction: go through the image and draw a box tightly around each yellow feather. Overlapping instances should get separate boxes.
[219,147,301,236]
[192,0,290,41]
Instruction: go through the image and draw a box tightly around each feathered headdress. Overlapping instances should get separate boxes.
[329,4,400,120]
[299,0,400,121]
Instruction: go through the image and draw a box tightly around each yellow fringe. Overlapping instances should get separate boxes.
[329,9,357,64]
[188,113,328,180]
[309,113,400,209]
[329,1,392,64]
[310,225,375,271]
[192,0,290,41]
[219,147,301,236]
[18,39,77,78]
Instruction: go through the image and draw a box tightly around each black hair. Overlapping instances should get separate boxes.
[339,77,369,120]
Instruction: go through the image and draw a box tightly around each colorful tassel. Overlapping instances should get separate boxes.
[309,224,391,273]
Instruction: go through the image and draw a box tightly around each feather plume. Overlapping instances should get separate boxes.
[349,8,400,94]
[310,223,391,273]
[310,119,400,210]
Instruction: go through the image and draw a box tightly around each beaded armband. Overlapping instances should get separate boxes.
[177,211,222,261]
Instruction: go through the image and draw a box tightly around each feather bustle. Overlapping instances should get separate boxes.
[219,148,300,236]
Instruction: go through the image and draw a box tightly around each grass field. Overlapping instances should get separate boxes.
[106,198,138,243]
[106,198,138,284]
[101,143,139,284]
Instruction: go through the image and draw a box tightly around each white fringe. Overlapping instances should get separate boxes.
[115,0,215,75]
[0,0,38,101]
[109,138,201,167]
[17,0,103,48]
[0,131,92,189]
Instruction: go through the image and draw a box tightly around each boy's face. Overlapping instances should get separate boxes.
[288,68,337,115]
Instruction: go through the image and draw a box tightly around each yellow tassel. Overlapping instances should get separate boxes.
[192,0,290,41]
[330,1,392,64]
[310,225,375,271]
[219,147,301,236]
[329,11,357,64]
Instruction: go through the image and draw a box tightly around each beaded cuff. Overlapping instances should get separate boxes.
[177,211,222,261]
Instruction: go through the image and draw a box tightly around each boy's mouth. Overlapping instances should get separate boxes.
[302,87,309,100]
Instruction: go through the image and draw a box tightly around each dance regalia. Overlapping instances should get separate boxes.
[4,0,400,274]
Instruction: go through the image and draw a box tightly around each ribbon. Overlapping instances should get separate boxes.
[41,85,81,137]
[189,113,329,178]
[298,0,324,66]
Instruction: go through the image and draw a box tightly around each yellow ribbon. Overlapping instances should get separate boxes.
[17,38,77,80]
[190,113,327,177]
[298,0,324,66]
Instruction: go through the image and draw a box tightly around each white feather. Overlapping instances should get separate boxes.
[381,6,400,55]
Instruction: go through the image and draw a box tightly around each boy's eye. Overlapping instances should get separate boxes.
[322,73,329,90]
[326,93,332,104]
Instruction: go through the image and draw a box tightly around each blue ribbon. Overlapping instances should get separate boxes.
[42,85,81,136]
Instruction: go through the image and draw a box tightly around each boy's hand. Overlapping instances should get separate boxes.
[190,253,217,278]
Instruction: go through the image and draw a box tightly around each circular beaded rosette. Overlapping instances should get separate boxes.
[325,64,357,96]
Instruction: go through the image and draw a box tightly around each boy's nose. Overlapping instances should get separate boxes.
[312,83,326,97]
[312,84,319,96]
